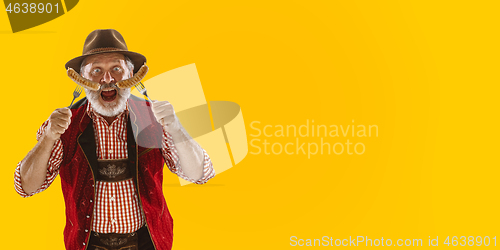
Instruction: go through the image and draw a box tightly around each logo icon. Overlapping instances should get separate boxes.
[132,63,248,185]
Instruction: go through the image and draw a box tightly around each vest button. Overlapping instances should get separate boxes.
[86,215,90,218]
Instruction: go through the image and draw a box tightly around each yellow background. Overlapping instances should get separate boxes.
[1,0,498,249]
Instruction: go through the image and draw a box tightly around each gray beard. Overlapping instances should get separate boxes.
[84,87,131,117]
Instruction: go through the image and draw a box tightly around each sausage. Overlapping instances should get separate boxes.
[67,67,100,90]
[116,65,149,89]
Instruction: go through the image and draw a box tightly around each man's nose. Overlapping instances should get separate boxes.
[100,71,115,84]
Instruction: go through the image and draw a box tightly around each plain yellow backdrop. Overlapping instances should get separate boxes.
[1,0,498,249]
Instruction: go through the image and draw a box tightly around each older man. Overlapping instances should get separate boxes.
[14,29,214,250]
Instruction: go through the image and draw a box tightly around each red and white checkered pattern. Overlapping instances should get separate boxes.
[92,179,143,233]
[86,106,146,233]
[14,101,215,234]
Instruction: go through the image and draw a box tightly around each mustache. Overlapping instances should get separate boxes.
[97,83,119,92]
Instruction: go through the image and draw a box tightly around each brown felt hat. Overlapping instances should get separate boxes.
[65,29,146,74]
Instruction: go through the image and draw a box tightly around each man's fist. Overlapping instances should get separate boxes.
[151,100,179,132]
[46,108,72,141]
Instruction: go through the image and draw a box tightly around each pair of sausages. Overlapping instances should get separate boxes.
[67,65,149,91]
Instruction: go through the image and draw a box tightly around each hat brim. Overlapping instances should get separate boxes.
[65,50,146,75]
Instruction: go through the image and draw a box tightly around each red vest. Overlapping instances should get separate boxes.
[59,96,173,250]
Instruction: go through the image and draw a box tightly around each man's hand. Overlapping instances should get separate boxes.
[151,100,179,133]
[46,108,72,141]
[19,107,71,194]
[151,100,205,181]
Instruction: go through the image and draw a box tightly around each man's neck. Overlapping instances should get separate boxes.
[102,116,117,125]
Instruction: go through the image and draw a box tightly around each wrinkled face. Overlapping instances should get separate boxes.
[81,53,133,117]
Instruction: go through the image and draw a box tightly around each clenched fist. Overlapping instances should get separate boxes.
[151,100,179,132]
[46,108,72,141]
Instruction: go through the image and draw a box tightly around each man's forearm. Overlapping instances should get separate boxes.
[166,121,204,181]
[19,133,57,194]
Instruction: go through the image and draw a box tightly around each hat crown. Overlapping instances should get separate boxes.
[65,29,146,74]
[83,29,128,55]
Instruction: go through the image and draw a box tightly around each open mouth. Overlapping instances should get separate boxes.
[101,89,117,102]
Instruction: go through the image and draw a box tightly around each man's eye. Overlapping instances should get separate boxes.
[113,67,122,71]
[93,68,101,74]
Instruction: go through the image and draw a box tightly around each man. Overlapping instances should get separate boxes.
[14,29,215,250]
